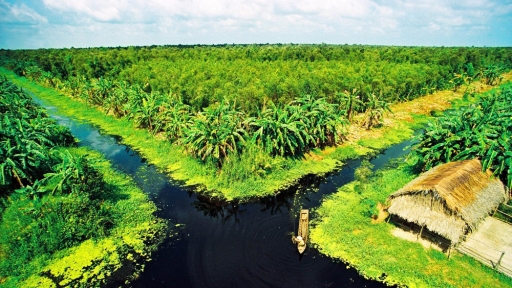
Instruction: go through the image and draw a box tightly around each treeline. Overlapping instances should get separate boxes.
[2,45,511,112]
[1,45,510,168]
[1,67,390,167]
[414,86,512,188]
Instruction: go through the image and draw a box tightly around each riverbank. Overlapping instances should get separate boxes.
[2,67,511,201]
[0,147,168,288]
[309,159,512,288]
[309,83,512,288]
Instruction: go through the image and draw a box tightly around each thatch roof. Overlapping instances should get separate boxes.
[387,159,507,243]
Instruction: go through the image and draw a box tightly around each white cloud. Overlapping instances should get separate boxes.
[1,0,510,48]
[42,0,504,35]
[40,0,395,24]
[436,16,471,27]
[0,0,47,24]
[43,0,123,22]
[400,0,503,28]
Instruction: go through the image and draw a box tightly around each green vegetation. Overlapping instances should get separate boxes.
[2,46,511,162]
[3,45,511,112]
[414,83,512,187]
[311,82,512,287]
[1,45,510,200]
[2,147,168,287]
[0,79,167,287]
[2,66,500,201]
[2,44,511,287]
[310,159,512,288]
[1,68,418,200]
[0,77,74,194]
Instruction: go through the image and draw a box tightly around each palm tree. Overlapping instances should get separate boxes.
[183,100,248,166]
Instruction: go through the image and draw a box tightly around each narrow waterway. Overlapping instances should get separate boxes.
[32,93,412,288]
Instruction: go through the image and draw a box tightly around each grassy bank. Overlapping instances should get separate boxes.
[0,147,168,287]
[309,159,512,288]
[2,67,510,201]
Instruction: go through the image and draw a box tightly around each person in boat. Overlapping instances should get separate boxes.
[292,235,305,248]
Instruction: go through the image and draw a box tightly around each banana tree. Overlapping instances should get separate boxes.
[335,89,363,122]
[361,92,392,130]
[105,80,131,117]
[479,65,503,85]
[414,87,512,187]
[450,71,473,93]
[251,101,310,157]
[292,94,347,147]
[128,90,163,133]
[94,77,114,105]
[38,71,55,87]
[159,95,192,142]
[0,78,73,194]
[44,150,84,195]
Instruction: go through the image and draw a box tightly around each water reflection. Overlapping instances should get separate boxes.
[192,195,246,223]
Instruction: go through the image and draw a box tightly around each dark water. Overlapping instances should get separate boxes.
[31,94,412,288]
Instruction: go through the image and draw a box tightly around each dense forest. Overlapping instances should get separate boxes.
[1,44,511,177]
[2,45,511,112]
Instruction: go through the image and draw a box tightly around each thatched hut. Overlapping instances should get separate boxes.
[387,159,507,245]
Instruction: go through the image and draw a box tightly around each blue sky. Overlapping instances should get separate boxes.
[1,0,511,49]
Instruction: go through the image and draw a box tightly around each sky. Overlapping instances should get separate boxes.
[1,0,511,49]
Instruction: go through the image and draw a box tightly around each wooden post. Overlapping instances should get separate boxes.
[496,251,505,270]
[492,206,499,217]
[418,225,424,240]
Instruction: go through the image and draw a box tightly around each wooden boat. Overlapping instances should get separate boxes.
[297,209,309,254]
